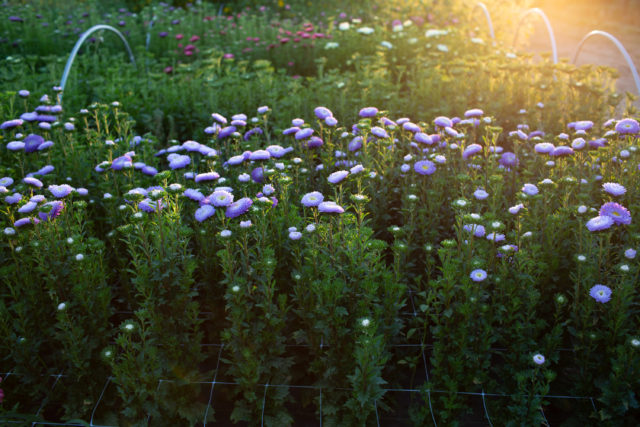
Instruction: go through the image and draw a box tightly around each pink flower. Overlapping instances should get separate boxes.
[175,34,184,40]
[189,35,200,42]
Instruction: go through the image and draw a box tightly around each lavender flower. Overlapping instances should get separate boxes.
[0,119,23,129]
[306,136,324,148]
[314,106,333,120]
[348,136,363,152]
[533,354,545,365]
[414,160,436,175]
[551,146,574,157]
[139,198,160,212]
[371,126,389,138]
[585,215,614,232]
[18,201,38,213]
[624,248,636,259]
[508,203,524,215]
[499,152,518,167]
[295,128,314,140]
[413,133,432,145]
[48,184,74,198]
[318,201,344,214]
[225,197,253,218]
[183,188,205,202]
[534,142,554,154]
[473,189,489,200]
[615,118,639,135]
[38,200,64,222]
[5,193,22,204]
[266,145,287,158]
[14,218,34,227]
[23,177,43,188]
[470,269,487,282]
[195,172,220,183]
[283,126,300,135]
[257,106,270,114]
[522,183,539,196]
[301,191,324,207]
[328,170,349,184]
[195,205,216,222]
[289,231,302,240]
[403,122,421,133]
[602,182,626,196]
[262,184,275,196]
[589,284,612,303]
[434,116,452,128]
[211,113,227,124]
[464,109,483,118]
[169,155,190,170]
[359,107,378,118]
[464,224,485,237]
[462,144,482,160]
[0,177,13,187]
[218,126,236,139]
[250,167,264,183]
[210,190,234,207]
[599,202,631,225]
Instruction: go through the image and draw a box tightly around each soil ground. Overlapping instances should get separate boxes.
[524,0,640,107]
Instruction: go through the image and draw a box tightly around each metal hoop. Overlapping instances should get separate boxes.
[573,30,640,96]
[472,2,496,44]
[512,8,558,64]
[59,24,136,103]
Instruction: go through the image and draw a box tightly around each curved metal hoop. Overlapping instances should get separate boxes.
[512,8,558,64]
[59,24,136,102]
[573,30,640,96]
[472,2,495,43]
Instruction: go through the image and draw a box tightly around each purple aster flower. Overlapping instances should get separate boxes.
[195,204,216,222]
[231,120,247,127]
[599,202,631,225]
[415,133,433,145]
[6,141,25,151]
[534,143,555,154]
[586,215,614,232]
[37,140,53,151]
[328,170,349,184]
[589,138,607,149]
[9,16,24,22]
[169,155,190,170]
[370,126,388,139]
[0,177,14,187]
[470,269,487,282]
[251,150,272,161]
[306,136,324,148]
[464,224,485,237]
[232,114,247,121]
[499,152,518,167]
[602,182,626,197]
[289,231,302,240]
[112,155,133,170]
[48,184,74,198]
[183,188,205,202]
[462,144,483,160]
[38,200,64,222]
[589,284,611,303]
[615,118,639,135]
[464,108,483,118]
[348,136,363,152]
[403,122,421,133]
[257,106,270,114]
[486,232,505,242]
[266,145,287,158]
[23,177,43,188]
[182,140,201,152]
[142,166,158,176]
[318,201,344,213]
[325,116,338,126]
[262,184,275,196]
[380,117,397,127]
[195,172,220,183]
[533,354,545,365]
[38,166,55,177]
[551,146,574,157]
[359,107,378,118]
[23,134,44,153]
[18,90,29,97]
[283,126,300,136]
[139,198,161,213]
[473,189,489,200]
[211,190,234,207]
[508,203,524,215]
[301,191,324,207]
[295,128,314,140]
[18,201,38,213]
[350,164,364,174]
[574,120,594,131]
[14,218,34,227]
[314,106,333,120]
[250,167,264,183]
[218,126,236,139]
[522,183,539,196]
[0,119,23,129]
[226,197,252,218]
[414,160,436,175]
[292,118,305,127]
[434,116,452,128]
[211,113,227,124]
